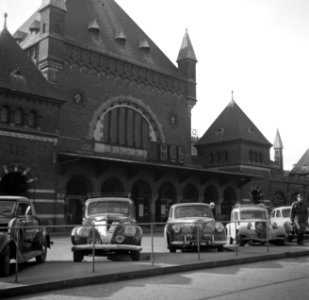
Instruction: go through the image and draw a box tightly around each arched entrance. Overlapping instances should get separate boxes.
[156,182,176,222]
[221,187,237,221]
[0,172,29,196]
[65,175,92,225]
[131,180,152,223]
[182,183,199,203]
[101,178,124,195]
[204,185,219,218]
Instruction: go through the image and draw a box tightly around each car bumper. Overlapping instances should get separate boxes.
[72,244,142,252]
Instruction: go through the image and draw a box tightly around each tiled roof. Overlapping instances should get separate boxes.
[17,0,180,76]
[0,27,64,102]
[290,148,309,175]
[196,99,272,146]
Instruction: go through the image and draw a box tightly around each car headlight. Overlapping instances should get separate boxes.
[272,222,278,229]
[124,225,137,237]
[172,224,181,233]
[115,235,125,243]
[215,223,224,232]
[77,226,90,238]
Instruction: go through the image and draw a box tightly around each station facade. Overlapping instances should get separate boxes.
[1,0,308,226]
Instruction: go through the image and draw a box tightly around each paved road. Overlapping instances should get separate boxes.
[8,256,309,300]
[48,234,168,261]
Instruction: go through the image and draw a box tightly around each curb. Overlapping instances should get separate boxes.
[1,250,309,298]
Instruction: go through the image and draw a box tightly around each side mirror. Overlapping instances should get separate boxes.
[210,202,215,209]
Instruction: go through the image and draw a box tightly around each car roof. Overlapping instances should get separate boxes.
[0,195,30,201]
[85,197,132,204]
[171,202,210,208]
[272,206,291,210]
[233,205,266,211]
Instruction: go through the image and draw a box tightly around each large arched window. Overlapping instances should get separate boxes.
[94,106,156,149]
[0,106,9,123]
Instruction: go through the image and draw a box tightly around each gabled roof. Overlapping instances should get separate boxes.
[196,98,272,147]
[0,27,64,102]
[16,0,180,76]
[290,148,309,175]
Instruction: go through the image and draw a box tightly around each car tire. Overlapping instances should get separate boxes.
[131,251,140,261]
[36,239,47,264]
[73,251,83,262]
[0,245,10,277]
[167,236,176,253]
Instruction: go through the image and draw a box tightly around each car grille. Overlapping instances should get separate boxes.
[255,222,266,238]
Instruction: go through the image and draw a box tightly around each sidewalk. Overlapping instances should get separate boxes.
[1,243,309,298]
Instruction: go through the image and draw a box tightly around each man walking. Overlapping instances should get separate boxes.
[291,194,309,245]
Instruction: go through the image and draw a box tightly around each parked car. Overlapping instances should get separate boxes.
[71,197,142,262]
[226,203,286,246]
[0,195,51,277]
[270,206,294,241]
[164,202,226,252]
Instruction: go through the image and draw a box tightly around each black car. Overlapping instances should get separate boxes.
[0,196,51,276]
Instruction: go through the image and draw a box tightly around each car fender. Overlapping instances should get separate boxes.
[0,233,11,254]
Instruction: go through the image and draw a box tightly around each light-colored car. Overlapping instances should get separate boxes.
[71,197,143,262]
[164,202,226,252]
[0,196,51,277]
[270,206,294,241]
[226,204,286,246]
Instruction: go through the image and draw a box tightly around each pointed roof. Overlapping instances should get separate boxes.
[39,0,67,11]
[196,95,271,147]
[177,29,197,62]
[273,129,283,149]
[0,25,63,102]
[290,148,309,175]
[17,0,179,76]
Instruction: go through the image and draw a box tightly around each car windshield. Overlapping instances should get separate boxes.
[175,206,213,218]
[282,208,291,218]
[0,200,16,217]
[240,210,267,220]
[88,201,130,216]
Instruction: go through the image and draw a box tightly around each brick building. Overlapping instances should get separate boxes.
[1,0,308,226]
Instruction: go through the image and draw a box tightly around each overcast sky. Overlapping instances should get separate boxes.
[1,0,309,171]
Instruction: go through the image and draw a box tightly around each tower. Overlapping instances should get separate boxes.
[274,129,284,170]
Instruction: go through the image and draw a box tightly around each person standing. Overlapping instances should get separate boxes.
[291,194,309,245]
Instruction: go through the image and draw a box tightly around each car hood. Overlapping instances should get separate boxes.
[84,214,129,224]
[169,217,215,224]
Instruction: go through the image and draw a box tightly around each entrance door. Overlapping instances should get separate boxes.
[66,198,83,225]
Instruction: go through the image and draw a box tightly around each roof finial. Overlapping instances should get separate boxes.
[4,12,8,29]
[231,90,234,101]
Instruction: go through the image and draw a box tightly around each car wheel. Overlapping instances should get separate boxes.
[36,239,47,264]
[0,245,10,277]
[131,251,140,261]
[73,251,83,262]
[217,246,224,252]
[167,236,176,253]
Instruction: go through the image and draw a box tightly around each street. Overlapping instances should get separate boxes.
[8,256,309,300]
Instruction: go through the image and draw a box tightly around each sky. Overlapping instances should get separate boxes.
[1,0,309,171]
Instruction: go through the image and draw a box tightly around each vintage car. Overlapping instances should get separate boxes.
[226,203,287,246]
[164,202,226,252]
[71,197,143,262]
[0,195,51,277]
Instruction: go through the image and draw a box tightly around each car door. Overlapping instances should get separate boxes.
[16,202,39,248]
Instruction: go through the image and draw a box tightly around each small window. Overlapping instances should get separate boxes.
[0,106,9,123]
[28,111,36,127]
[276,210,281,218]
[17,203,29,216]
[14,109,23,125]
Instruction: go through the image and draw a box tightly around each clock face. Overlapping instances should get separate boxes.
[70,89,86,105]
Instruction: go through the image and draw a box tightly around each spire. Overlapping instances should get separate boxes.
[3,13,7,30]
[39,0,67,11]
[228,90,236,107]
[177,29,197,62]
[274,129,283,149]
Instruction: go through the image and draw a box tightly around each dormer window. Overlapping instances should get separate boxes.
[115,30,126,46]
[215,127,224,136]
[29,20,40,34]
[88,19,101,34]
[139,39,150,54]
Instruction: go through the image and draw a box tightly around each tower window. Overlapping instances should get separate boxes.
[14,109,23,125]
[0,106,9,123]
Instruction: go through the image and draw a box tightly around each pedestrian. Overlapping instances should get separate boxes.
[291,194,309,245]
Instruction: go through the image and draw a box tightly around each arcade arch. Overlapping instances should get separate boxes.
[182,183,199,203]
[156,182,176,222]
